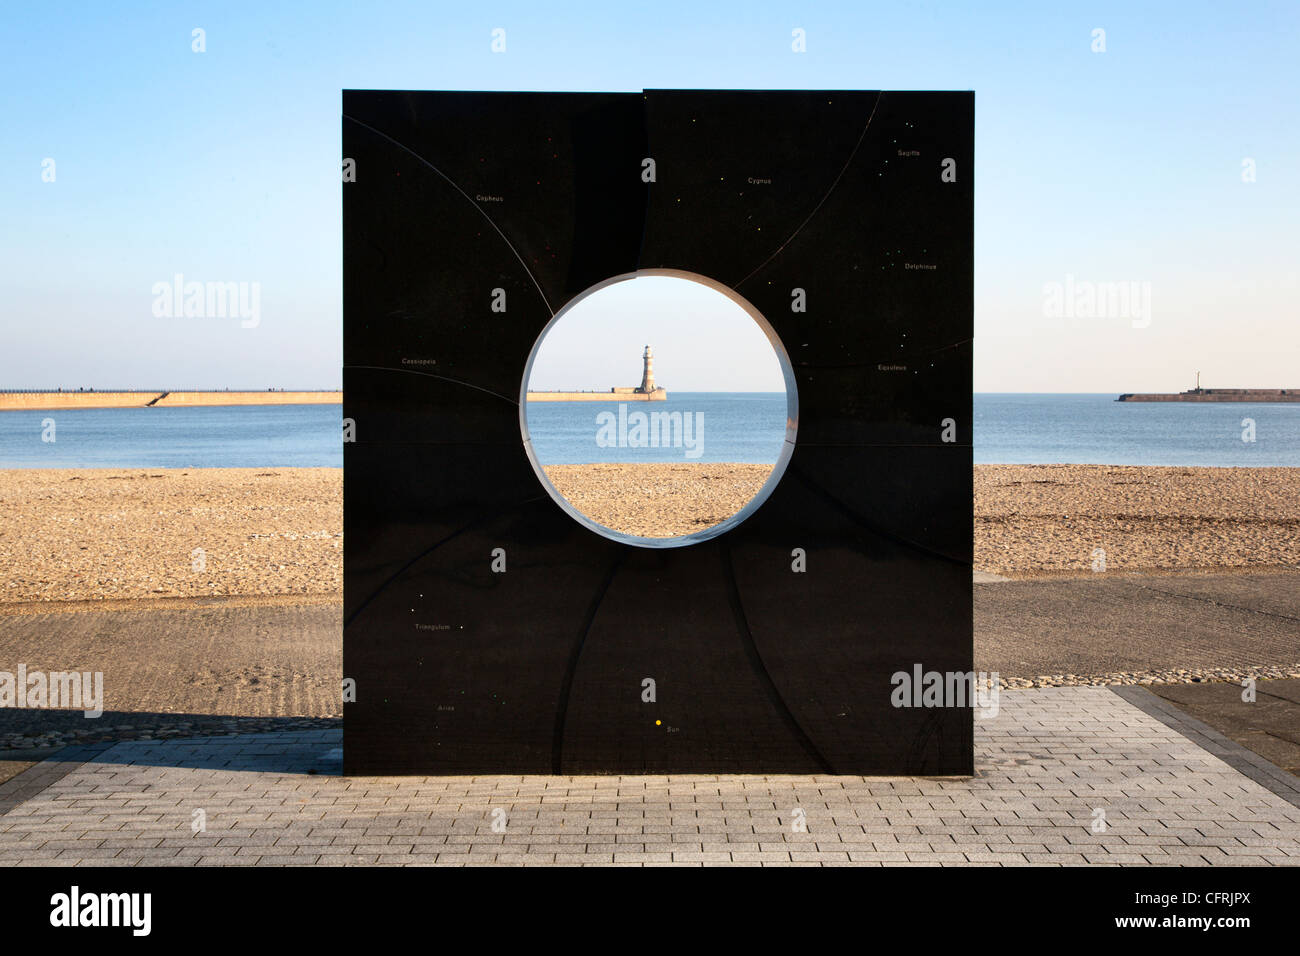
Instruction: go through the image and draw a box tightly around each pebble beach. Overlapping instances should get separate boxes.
[975,464,1300,576]
[2,464,1298,603]
[542,462,774,538]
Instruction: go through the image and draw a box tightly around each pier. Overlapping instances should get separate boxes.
[1117,389,1299,403]
[0,389,341,411]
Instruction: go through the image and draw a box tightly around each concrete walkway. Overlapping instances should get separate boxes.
[976,572,1300,681]
[2,688,1297,866]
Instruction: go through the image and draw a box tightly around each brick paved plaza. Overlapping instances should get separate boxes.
[2,688,1298,866]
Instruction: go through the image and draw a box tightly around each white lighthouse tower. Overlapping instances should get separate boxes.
[638,345,655,393]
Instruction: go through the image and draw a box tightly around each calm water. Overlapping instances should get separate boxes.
[525,392,789,464]
[974,394,1300,466]
[0,404,343,468]
[1,395,1295,467]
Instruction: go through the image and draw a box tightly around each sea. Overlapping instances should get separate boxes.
[974,393,1300,467]
[0,394,1296,468]
[0,404,343,468]
[525,392,788,464]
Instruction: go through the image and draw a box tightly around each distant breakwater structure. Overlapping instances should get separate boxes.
[1117,389,1300,403]
[0,389,342,411]
[527,345,668,403]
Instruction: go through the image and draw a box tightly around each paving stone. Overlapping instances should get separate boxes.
[0,691,1297,866]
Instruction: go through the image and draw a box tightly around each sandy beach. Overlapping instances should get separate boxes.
[0,469,341,603]
[542,462,773,538]
[976,465,1300,576]
[1,464,1298,604]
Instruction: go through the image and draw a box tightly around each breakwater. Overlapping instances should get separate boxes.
[0,390,341,411]
[527,388,667,403]
[1117,389,1299,403]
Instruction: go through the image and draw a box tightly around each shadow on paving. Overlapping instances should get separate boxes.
[0,708,339,753]
[0,734,344,812]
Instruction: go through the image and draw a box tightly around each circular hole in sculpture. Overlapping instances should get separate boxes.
[520,270,798,548]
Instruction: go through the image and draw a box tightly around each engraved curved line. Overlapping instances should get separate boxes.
[721,541,834,773]
[343,113,555,316]
[733,93,884,291]
[343,496,547,629]
[345,364,518,405]
[908,706,956,772]
[552,548,626,774]
[788,465,969,567]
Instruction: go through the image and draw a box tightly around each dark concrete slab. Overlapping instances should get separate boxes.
[1150,679,1300,776]
[0,601,341,721]
[1125,574,1300,621]
[976,572,1300,678]
[1259,680,1300,705]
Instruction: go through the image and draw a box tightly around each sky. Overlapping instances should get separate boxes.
[527,276,786,392]
[1,1,1296,393]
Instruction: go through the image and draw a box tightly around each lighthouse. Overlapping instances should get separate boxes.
[526,344,665,401]
[638,344,655,393]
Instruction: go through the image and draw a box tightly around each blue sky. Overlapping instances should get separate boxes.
[1,1,1296,392]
